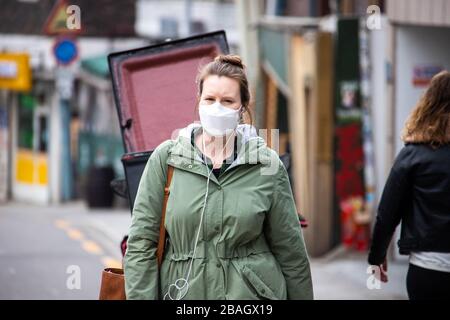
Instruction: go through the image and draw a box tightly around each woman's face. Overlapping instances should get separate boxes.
[199,75,241,110]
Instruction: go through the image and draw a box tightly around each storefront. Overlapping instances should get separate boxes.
[12,89,51,204]
[0,53,42,203]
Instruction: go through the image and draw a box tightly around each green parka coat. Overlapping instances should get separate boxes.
[124,123,313,300]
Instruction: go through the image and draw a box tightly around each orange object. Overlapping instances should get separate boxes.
[340,196,370,250]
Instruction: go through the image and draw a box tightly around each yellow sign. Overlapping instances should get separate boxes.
[16,149,48,185]
[0,53,32,92]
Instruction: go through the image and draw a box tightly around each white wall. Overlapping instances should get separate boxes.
[395,25,450,154]
[135,0,239,46]
[370,16,389,204]
[0,35,148,71]
[387,0,450,28]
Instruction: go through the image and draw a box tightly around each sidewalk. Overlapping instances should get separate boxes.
[310,246,409,299]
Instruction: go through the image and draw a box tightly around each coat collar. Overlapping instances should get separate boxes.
[166,122,273,178]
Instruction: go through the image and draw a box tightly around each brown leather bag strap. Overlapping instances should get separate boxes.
[156,165,174,268]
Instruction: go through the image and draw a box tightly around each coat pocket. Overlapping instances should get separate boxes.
[241,265,279,300]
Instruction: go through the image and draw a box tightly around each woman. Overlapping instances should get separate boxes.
[124,54,313,300]
[368,70,450,299]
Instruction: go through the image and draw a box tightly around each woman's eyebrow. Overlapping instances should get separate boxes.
[202,93,236,100]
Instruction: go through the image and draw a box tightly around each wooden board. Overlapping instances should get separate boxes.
[289,34,311,235]
[289,32,334,256]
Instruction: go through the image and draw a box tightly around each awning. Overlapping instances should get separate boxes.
[80,55,109,79]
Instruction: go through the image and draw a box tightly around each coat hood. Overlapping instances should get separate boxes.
[168,122,275,170]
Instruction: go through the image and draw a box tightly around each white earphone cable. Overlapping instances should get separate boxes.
[163,129,235,300]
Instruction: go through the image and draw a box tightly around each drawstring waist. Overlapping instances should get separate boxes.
[165,235,270,261]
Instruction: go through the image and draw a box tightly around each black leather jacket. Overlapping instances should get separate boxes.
[368,143,450,265]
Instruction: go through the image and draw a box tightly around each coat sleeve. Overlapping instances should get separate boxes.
[368,146,413,265]
[123,140,172,300]
[264,159,314,300]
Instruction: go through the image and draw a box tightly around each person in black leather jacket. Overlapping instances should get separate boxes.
[368,70,450,300]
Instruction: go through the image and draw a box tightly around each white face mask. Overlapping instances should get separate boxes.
[198,101,241,136]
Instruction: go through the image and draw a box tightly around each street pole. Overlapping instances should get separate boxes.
[56,65,74,202]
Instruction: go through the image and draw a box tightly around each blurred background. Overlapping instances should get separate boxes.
[0,0,449,299]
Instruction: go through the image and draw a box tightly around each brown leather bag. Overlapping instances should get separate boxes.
[99,165,174,300]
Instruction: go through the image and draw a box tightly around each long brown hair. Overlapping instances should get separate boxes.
[196,54,253,125]
[402,70,450,147]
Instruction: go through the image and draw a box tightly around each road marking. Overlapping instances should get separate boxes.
[81,240,103,255]
[101,256,122,269]
[54,219,70,230]
[55,218,120,273]
[66,228,84,240]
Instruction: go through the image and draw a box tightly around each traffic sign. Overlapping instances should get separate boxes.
[0,53,31,91]
[53,38,78,66]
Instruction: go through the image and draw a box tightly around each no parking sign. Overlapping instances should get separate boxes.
[53,38,78,66]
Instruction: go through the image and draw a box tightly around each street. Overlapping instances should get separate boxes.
[0,202,129,299]
[0,202,408,300]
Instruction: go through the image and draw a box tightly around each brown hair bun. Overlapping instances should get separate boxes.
[214,54,245,69]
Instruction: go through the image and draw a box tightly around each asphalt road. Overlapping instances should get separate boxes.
[0,202,129,300]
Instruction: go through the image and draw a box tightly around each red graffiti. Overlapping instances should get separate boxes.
[335,124,364,200]
[335,123,367,250]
